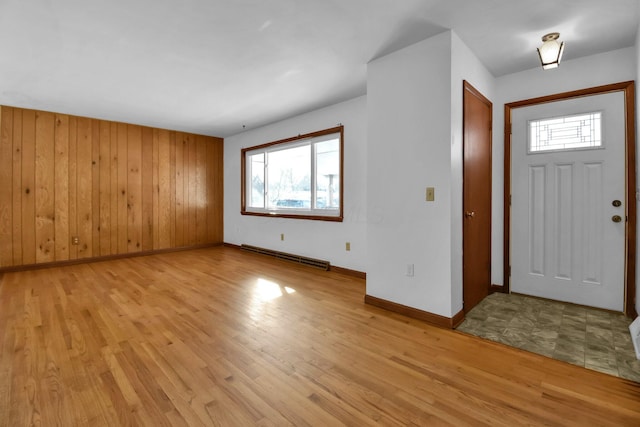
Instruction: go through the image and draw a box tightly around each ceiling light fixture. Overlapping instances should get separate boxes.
[537,32,564,70]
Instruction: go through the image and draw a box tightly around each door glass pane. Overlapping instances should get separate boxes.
[529,112,602,153]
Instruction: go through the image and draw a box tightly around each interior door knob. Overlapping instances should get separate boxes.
[612,215,622,223]
[464,211,475,218]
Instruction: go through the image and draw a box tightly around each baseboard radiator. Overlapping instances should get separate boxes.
[240,244,330,271]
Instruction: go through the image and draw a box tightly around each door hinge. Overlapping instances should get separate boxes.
[508,265,511,276]
[507,123,512,134]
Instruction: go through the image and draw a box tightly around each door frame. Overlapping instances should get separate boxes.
[503,81,637,317]
[463,80,492,312]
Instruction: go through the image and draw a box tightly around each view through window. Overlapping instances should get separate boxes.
[242,126,343,221]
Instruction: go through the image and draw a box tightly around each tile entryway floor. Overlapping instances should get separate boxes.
[456,292,640,383]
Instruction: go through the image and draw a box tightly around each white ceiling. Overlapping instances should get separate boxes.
[0,0,637,137]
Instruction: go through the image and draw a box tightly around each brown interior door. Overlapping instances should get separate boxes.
[463,81,492,312]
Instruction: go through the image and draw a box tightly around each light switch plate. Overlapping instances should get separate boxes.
[426,187,435,201]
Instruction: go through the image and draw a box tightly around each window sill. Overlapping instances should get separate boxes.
[241,210,343,222]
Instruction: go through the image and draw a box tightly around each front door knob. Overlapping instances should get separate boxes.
[612,215,622,223]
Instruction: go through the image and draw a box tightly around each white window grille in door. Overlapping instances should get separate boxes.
[528,112,602,153]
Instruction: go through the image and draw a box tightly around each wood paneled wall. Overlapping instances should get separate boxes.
[0,106,223,268]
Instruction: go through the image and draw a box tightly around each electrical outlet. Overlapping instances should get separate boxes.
[71,236,79,245]
[346,242,351,251]
[406,264,414,277]
[280,233,284,241]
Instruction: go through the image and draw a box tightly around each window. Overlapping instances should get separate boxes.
[241,126,343,221]
[528,111,602,153]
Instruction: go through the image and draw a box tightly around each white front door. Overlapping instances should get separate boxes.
[511,91,626,311]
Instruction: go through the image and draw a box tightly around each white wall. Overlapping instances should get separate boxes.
[224,95,368,272]
[492,47,637,289]
[450,32,495,315]
[366,32,454,317]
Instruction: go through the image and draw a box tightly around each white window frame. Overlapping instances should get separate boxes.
[241,126,343,222]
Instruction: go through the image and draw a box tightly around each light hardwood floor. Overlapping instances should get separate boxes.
[1,246,639,426]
